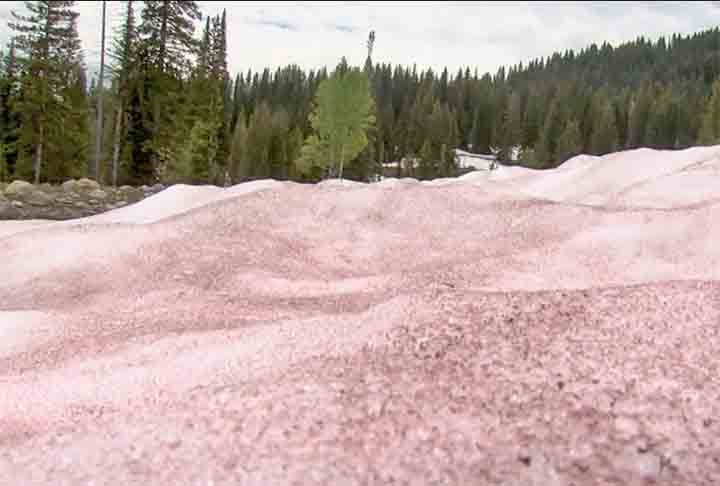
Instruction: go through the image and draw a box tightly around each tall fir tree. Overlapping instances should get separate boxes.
[9,0,87,183]
[556,118,582,163]
[0,41,20,180]
[136,0,201,184]
[109,0,137,186]
[698,79,720,145]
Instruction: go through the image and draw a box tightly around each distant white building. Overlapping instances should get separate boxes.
[454,149,498,171]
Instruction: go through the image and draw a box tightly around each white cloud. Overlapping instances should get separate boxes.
[1,1,720,81]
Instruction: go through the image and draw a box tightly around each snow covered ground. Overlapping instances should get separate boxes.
[1,146,720,485]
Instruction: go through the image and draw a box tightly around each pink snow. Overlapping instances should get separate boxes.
[1,146,720,485]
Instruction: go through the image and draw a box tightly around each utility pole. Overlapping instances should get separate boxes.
[93,0,107,182]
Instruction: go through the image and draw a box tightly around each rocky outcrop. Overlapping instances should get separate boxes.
[0,179,165,221]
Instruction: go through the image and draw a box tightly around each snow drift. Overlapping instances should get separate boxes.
[1,146,719,485]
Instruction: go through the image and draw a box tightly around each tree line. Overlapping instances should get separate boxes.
[2,1,720,186]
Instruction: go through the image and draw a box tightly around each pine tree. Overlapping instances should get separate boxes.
[228,109,247,182]
[0,41,20,180]
[627,83,654,149]
[109,0,136,186]
[10,0,87,183]
[590,100,619,155]
[698,79,720,145]
[136,0,201,183]
[138,0,201,76]
[645,86,677,149]
[534,97,565,168]
[418,139,434,180]
[497,91,523,161]
[556,118,582,163]
[211,10,230,183]
[269,107,290,179]
[246,101,273,179]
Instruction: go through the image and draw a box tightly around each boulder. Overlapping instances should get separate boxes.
[62,179,79,192]
[88,189,108,201]
[126,191,144,203]
[0,199,23,220]
[76,178,101,192]
[4,180,34,198]
[55,196,75,205]
[24,190,54,206]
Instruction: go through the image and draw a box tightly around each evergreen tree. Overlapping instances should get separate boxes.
[109,0,137,186]
[418,139,434,180]
[556,118,582,163]
[136,0,201,184]
[138,0,201,76]
[0,41,20,180]
[228,108,248,182]
[246,101,273,179]
[497,91,523,161]
[698,79,720,145]
[211,10,230,183]
[9,0,87,183]
[590,100,619,155]
[627,83,654,149]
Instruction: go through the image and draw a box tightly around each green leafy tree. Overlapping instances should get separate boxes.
[297,67,375,180]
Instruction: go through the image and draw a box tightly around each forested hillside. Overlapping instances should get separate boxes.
[2,0,720,186]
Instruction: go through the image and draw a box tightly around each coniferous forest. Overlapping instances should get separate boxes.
[2,1,720,186]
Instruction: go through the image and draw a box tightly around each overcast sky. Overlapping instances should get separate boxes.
[1,1,720,80]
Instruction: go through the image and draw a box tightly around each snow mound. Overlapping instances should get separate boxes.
[376,177,420,188]
[86,179,282,224]
[514,146,720,208]
[0,311,54,358]
[0,220,54,239]
[1,145,720,484]
[318,179,365,188]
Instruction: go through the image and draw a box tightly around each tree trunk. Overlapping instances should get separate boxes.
[111,103,123,187]
[159,1,169,72]
[338,143,345,180]
[93,0,107,181]
[34,125,44,184]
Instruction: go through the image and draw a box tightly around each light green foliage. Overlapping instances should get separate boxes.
[297,67,375,179]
